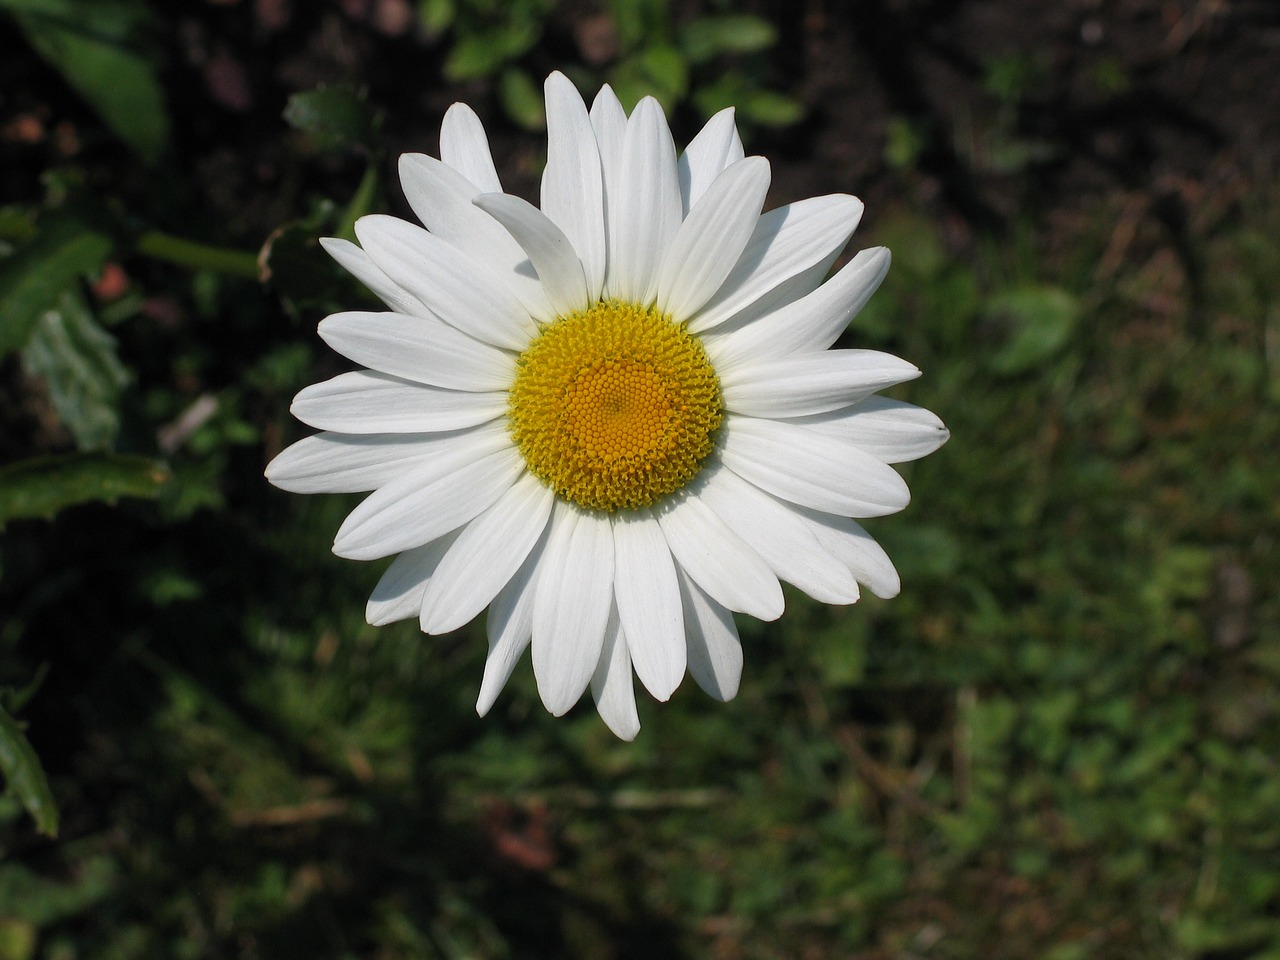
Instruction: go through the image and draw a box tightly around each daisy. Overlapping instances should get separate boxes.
[266,72,948,739]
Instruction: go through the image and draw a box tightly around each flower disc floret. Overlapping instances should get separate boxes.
[508,299,722,512]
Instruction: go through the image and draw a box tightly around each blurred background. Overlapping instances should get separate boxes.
[1,0,1278,957]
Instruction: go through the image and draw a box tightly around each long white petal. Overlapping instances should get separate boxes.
[353,215,533,350]
[589,84,626,282]
[532,505,615,715]
[678,107,745,216]
[439,102,502,193]
[689,195,864,333]
[366,532,459,626]
[719,416,910,518]
[697,465,860,604]
[788,397,950,463]
[266,430,472,494]
[477,543,542,716]
[608,96,682,304]
[320,238,424,316]
[656,156,771,320]
[397,153,553,323]
[704,247,891,371]
[677,567,743,701]
[656,492,783,621]
[333,445,524,560]
[591,605,640,740]
[419,474,555,634]
[291,371,505,434]
[612,511,685,701]
[473,193,591,317]
[795,508,902,599]
[318,310,515,391]
[541,72,607,301]
[719,350,920,418]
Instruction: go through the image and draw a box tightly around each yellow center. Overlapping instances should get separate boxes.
[508,299,722,512]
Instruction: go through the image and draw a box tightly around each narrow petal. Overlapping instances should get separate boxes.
[795,508,902,599]
[266,430,472,494]
[439,102,502,193]
[656,156,771,320]
[419,474,555,634]
[291,371,505,434]
[398,153,553,323]
[320,237,424,316]
[720,350,921,419]
[719,416,911,518]
[473,193,590,316]
[541,72,607,301]
[333,444,524,560]
[591,605,641,740]
[656,492,783,621]
[612,511,685,701]
[589,84,626,285]
[608,96,682,304]
[677,567,743,701]
[704,247,891,371]
[366,533,459,626]
[697,465,860,604]
[318,311,515,391]
[689,195,864,333]
[788,397,950,463]
[353,215,533,351]
[532,505,615,715]
[477,544,541,716]
[678,107,745,216]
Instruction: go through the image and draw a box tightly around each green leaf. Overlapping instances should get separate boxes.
[21,288,129,451]
[0,453,170,527]
[739,90,805,128]
[4,0,170,164]
[499,67,546,130]
[0,215,114,358]
[680,15,777,63]
[0,705,58,837]
[283,86,381,153]
[986,284,1082,374]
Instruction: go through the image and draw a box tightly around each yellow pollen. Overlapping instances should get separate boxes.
[508,299,723,512]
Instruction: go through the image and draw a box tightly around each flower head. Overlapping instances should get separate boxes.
[266,72,948,739]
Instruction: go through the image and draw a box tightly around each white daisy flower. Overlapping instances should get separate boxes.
[266,72,948,739]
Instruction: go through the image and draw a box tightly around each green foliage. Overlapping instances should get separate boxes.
[1,0,170,164]
[0,454,169,526]
[0,706,58,837]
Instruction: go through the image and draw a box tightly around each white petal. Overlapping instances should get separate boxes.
[589,84,626,285]
[697,465,860,604]
[718,416,910,517]
[477,544,541,716]
[689,195,864,333]
[788,397,950,463]
[541,72,607,301]
[656,156,771,320]
[591,605,640,740]
[353,215,532,350]
[439,102,501,193]
[612,511,685,701]
[608,96,682,304]
[318,310,515,391]
[704,247,891,371]
[532,505,615,715]
[366,533,459,626]
[655,491,783,621]
[419,474,555,634]
[291,371,505,433]
[473,193,590,316]
[333,444,524,560]
[677,567,743,701]
[720,350,921,418]
[795,509,902,599]
[397,153,553,324]
[266,430,471,494]
[320,237,424,316]
[678,107,745,216]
